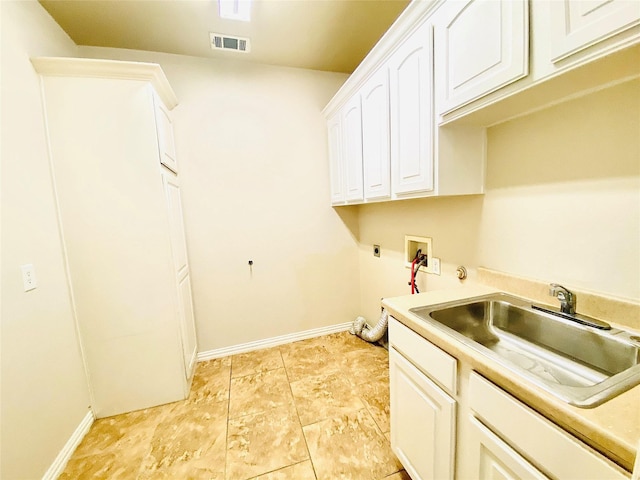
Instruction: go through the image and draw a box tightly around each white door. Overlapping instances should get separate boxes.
[361,68,391,200]
[390,348,456,480]
[388,22,434,196]
[327,113,345,205]
[435,0,529,114]
[465,416,548,480]
[342,96,364,202]
[162,172,197,380]
[549,0,640,62]
[154,95,179,173]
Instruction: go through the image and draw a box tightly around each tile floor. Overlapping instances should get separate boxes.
[61,331,411,480]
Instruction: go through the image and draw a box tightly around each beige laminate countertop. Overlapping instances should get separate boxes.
[382,285,640,473]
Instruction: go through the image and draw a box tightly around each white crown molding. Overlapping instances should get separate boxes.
[42,410,95,480]
[197,322,353,361]
[31,57,178,109]
[322,0,441,118]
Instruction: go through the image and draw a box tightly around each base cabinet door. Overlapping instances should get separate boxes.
[466,416,548,480]
[549,0,640,62]
[390,348,456,480]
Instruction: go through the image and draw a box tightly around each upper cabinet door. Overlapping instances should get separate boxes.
[327,113,345,205]
[154,94,179,173]
[361,68,391,200]
[388,22,434,196]
[549,0,640,62]
[435,0,529,115]
[342,95,364,203]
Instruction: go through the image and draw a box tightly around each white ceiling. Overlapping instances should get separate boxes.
[39,0,411,73]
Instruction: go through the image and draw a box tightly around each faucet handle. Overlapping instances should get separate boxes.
[549,283,576,314]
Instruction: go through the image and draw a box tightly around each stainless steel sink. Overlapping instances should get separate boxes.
[409,293,640,408]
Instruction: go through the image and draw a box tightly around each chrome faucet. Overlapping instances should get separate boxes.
[549,284,576,315]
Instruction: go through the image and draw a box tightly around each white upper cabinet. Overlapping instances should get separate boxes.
[327,113,345,205]
[342,95,365,202]
[388,22,434,196]
[435,0,529,115]
[361,68,391,200]
[549,0,640,63]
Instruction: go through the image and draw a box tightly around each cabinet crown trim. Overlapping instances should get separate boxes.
[31,57,178,109]
[322,0,440,118]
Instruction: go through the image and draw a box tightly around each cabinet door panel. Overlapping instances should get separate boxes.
[327,113,345,205]
[162,172,197,380]
[389,23,434,195]
[550,0,640,62]
[155,95,178,173]
[163,174,188,276]
[178,274,197,379]
[361,68,391,200]
[467,416,548,480]
[436,0,529,114]
[342,96,364,202]
[390,348,455,480]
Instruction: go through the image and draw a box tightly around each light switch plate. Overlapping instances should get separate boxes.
[21,264,37,291]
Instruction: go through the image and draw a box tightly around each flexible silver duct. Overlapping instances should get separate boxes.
[349,308,389,343]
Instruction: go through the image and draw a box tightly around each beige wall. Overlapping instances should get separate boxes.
[358,79,640,322]
[79,46,360,352]
[0,2,91,479]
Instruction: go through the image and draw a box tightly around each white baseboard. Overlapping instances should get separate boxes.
[42,410,94,480]
[197,321,353,362]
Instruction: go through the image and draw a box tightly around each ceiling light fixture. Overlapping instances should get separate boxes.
[218,0,251,22]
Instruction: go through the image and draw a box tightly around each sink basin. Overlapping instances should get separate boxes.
[409,293,640,407]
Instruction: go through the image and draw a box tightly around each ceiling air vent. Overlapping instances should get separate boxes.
[210,33,251,53]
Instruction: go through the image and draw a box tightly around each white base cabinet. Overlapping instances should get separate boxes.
[389,319,457,480]
[390,348,456,480]
[388,317,631,480]
[33,57,197,418]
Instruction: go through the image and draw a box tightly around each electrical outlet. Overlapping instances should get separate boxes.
[373,245,380,257]
[430,257,441,275]
[21,264,37,291]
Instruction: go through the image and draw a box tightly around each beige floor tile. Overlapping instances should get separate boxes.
[344,346,389,386]
[227,405,308,480]
[71,402,175,458]
[254,460,316,479]
[229,368,294,418]
[189,357,232,404]
[290,372,365,426]
[356,375,391,434]
[58,451,143,479]
[322,331,379,355]
[281,344,347,382]
[303,409,402,480]
[232,347,284,378]
[137,399,227,479]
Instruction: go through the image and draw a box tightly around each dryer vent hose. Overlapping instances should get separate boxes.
[349,308,389,343]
